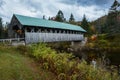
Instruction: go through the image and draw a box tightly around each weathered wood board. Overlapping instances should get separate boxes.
[25,32,84,43]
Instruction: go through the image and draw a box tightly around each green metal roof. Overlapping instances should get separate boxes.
[14,14,86,32]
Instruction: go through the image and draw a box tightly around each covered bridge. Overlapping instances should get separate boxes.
[8,14,86,43]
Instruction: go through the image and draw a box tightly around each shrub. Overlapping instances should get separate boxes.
[30,43,119,80]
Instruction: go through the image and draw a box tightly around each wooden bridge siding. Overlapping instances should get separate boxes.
[25,32,84,44]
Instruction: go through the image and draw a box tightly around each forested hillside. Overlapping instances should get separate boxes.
[92,0,120,35]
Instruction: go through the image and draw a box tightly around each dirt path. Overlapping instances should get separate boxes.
[24,56,57,80]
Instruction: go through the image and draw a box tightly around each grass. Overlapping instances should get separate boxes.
[0,45,56,80]
[0,43,119,80]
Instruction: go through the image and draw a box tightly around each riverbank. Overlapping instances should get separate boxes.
[1,43,119,80]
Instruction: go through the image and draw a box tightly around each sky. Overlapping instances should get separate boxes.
[0,0,119,23]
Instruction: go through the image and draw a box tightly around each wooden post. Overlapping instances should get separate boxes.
[31,28,35,32]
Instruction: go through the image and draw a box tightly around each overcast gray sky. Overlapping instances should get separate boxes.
[0,0,119,23]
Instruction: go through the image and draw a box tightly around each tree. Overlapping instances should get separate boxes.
[110,0,120,12]
[81,15,90,34]
[68,13,77,25]
[48,17,51,20]
[3,22,9,38]
[0,17,3,38]
[43,15,46,20]
[69,13,75,22]
[104,0,120,35]
[55,10,65,22]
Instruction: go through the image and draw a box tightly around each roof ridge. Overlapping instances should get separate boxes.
[14,14,43,20]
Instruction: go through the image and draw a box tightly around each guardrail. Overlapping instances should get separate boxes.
[0,38,25,43]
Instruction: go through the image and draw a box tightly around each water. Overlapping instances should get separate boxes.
[72,47,120,65]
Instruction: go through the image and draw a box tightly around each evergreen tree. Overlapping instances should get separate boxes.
[110,0,120,12]
[69,13,75,22]
[3,22,9,38]
[104,0,120,34]
[48,17,51,20]
[0,17,3,38]
[55,10,65,22]
[81,15,90,34]
[43,15,46,20]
